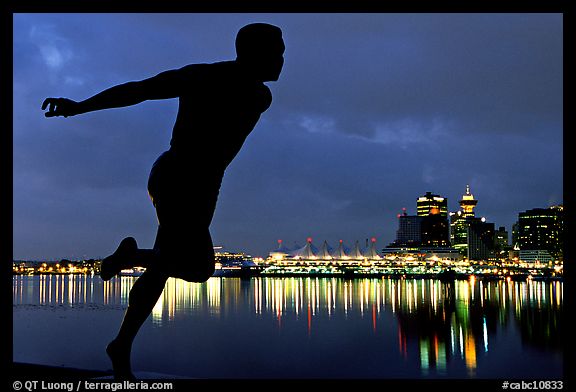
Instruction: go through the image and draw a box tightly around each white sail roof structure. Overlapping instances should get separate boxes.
[273,240,292,254]
[269,239,294,260]
[291,238,318,259]
[318,240,333,260]
[267,238,382,262]
[331,240,350,259]
[363,238,382,259]
[349,240,365,259]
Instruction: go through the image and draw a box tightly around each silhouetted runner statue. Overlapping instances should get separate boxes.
[42,23,285,380]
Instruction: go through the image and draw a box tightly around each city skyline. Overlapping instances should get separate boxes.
[13,13,563,260]
[14,184,562,261]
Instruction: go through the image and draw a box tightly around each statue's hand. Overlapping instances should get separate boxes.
[41,98,80,118]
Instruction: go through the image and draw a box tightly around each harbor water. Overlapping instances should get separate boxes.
[13,275,563,379]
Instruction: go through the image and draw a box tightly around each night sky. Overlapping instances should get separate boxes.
[13,13,563,260]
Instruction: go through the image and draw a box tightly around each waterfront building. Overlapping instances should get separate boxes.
[494,226,509,249]
[421,213,450,247]
[449,185,495,260]
[388,192,450,249]
[267,238,383,264]
[417,192,448,217]
[509,244,520,261]
[518,249,554,265]
[450,185,478,250]
[318,240,334,260]
[511,222,520,248]
[394,210,423,246]
[467,219,495,261]
[269,240,293,261]
[291,238,319,260]
[459,184,478,217]
[450,211,468,254]
[385,196,459,263]
[364,238,382,259]
[333,240,351,259]
[516,205,564,260]
[381,246,462,263]
[417,192,450,247]
[451,216,495,260]
[349,240,366,259]
[494,226,510,259]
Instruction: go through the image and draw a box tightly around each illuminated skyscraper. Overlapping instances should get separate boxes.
[467,219,495,261]
[494,226,509,249]
[394,210,423,246]
[417,192,448,217]
[494,226,510,259]
[421,214,450,247]
[450,211,468,255]
[459,185,478,217]
[415,192,450,247]
[450,185,495,260]
[517,205,564,260]
[451,185,477,253]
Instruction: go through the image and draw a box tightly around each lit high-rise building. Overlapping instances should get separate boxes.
[459,184,478,217]
[467,219,495,261]
[517,205,564,260]
[451,186,475,254]
[414,192,450,247]
[511,222,520,248]
[450,211,468,255]
[421,214,450,247]
[416,192,450,246]
[494,226,509,249]
[493,226,510,259]
[417,192,448,217]
[394,210,423,246]
[450,185,495,259]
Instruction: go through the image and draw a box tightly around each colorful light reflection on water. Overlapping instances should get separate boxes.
[13,275,562,378]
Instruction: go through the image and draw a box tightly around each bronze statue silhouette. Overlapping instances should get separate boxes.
[42,23,285,379]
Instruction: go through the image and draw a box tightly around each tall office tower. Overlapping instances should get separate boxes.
[394,210,423,246]
[417,192,450,246]
[451,186,475,252]
[421,214,450,247]
[467,220,496,261]
[417,192,448,216]
[450,185,493,257]
[511,222,520,248]
[494,226,509,251]
[517,205,564,259]
[450,211,468,255]
[459,184,478,217]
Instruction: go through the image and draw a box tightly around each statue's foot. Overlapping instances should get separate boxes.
[106,339,136,381]
[100,237,137,281]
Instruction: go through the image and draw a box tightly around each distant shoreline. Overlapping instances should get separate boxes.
[12,271,563,282]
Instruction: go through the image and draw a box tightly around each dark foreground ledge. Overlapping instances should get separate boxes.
[11,362,112,379]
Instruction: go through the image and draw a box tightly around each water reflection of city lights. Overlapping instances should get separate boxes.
[13,275,562,376]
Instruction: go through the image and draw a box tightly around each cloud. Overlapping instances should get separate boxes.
[12,13,563,259]
[298,114,336,135]
[277,13,562,146]
[29,24,73,70]
[371,117,450,148]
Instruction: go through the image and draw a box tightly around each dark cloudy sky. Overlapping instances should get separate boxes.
[13,13,563,260]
